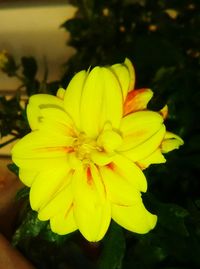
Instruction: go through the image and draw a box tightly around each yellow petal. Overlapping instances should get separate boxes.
[161,131,184,153]
[123,88,153,116]
[137,149,166,170]
[50,204,77,235]
[12,131,72,169]
[159,105,168,119]
[97,129,122,153]
[64,70,87,129]
[121,125,166,161]
[19,168,38,187]
[100,165,142,206]
[110,63,130,100]
[30,163,71,211]
[90,163,106,202]
[73,166,111,242]
[124,58,135,91]
[38,182,73,221]
[56,87,65,99]
[90,151,114,166]
[27,94,63,130]
[80,67,123,138]
[119,111,164,151]
[112,202,157,234]
[39,107,75,137]
[111,154,147,192]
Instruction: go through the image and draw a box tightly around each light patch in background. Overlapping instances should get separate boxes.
[0,4,77,90]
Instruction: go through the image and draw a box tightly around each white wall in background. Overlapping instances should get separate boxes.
[0,4,76,90]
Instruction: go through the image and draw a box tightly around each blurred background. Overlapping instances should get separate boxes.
[0,1,200,269]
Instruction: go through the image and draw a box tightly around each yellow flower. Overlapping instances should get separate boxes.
[11,59,184,242]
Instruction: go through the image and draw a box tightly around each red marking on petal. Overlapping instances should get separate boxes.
[66,147,75,153]
[106,162,115,170]
[87,167,93,185]
[35,146,74,153]
[123,88,150,116]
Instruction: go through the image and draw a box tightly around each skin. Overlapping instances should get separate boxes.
[0,158,35,269]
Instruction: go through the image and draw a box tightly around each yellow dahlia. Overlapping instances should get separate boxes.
[11,59,183,242]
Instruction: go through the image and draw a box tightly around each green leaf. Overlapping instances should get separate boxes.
[41,223,73,245]
[12,209,47,246]
[15,186,30,201]
[98,222,125,269]
[7,163,19,176]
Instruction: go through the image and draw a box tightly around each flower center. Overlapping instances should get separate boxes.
[70,128,123,167]
[73,132,97,162]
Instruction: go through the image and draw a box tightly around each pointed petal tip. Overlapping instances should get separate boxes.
[124,58,135,91]
[56,87,66,99]
[161,131,184,153]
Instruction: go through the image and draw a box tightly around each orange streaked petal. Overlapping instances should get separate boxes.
[159,105,168,119]
[120,125,166,161]
[119,111,164,152]
[11,131,72,170]
[73,166,111,242]
[124,88,153,116]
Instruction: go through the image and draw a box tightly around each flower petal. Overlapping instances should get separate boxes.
[137,149,166,170]
[56,87,65,99]
[80,67,123,138]
[73,166,111,242]
[50,204,77,235]
[38,181,73,221]
[111,154,147,192]
[39,107,76,137]
[119,111,164,151]
[159,105,168,119]
[30,163,71,211]
[100,165,142,206]
[161,131,184,153]
[90,151,114,166]
[124,58,135,91]
[64,70,87,129]
[112,202,157,234]
[111,62,130,100]
[19,168,38,187]
[121,125,166,161]
[124,88,153,116]
[27,94,63,130]
[12,131,72,169]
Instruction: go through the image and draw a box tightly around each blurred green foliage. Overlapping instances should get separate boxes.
[0,0,200,268]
